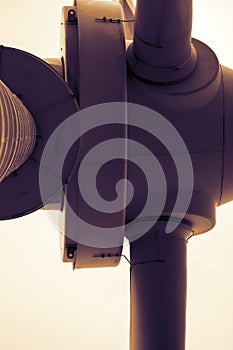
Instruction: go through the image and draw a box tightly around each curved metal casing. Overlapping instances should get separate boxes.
[2,1,233,349]
[218,66,233,205]
[59,2,127,268]
[127,38,220,235]
[126,38,233,237]
[0,46,78,219]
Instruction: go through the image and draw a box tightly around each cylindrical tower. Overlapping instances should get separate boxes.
[134,0,193,67]
[127,0,197,83]
[129,221,192,350]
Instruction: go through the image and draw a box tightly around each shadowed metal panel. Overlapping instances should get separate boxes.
[0,46,79,220]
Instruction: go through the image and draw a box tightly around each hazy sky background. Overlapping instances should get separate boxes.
[1,1,233,349]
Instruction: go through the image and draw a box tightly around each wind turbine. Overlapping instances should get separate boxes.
[1,1,233,349]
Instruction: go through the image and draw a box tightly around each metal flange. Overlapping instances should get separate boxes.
[59,1,127,268]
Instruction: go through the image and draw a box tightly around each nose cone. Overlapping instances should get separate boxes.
[0,80,36,182]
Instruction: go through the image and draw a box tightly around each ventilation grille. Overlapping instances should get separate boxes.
[0,80,36,182]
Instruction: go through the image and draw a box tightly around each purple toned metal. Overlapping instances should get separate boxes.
[59,2,127,268]
[0,46,78,219]
[127,0,197,83]
[77,1,127,108]
[218,66,233,205]
[0,80,36,182]
[60,6,79,101]
[2,0,233,349]
[130,222,192,350]
[124,2,233,349]
[127,38,222,236]
[134,0,193,66]
[126,35,227,350]
[55,2,233,348]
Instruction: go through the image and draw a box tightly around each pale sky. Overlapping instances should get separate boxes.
[1,1,233,349]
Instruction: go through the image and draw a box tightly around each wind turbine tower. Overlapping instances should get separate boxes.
[1,1,233,349]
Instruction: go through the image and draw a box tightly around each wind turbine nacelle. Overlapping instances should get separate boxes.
[2,2,233,270]
[58,4,233,267]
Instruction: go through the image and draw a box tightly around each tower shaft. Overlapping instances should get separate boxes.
[127,0,197,83]
[134,0,193,67]
[129,222,192,350]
